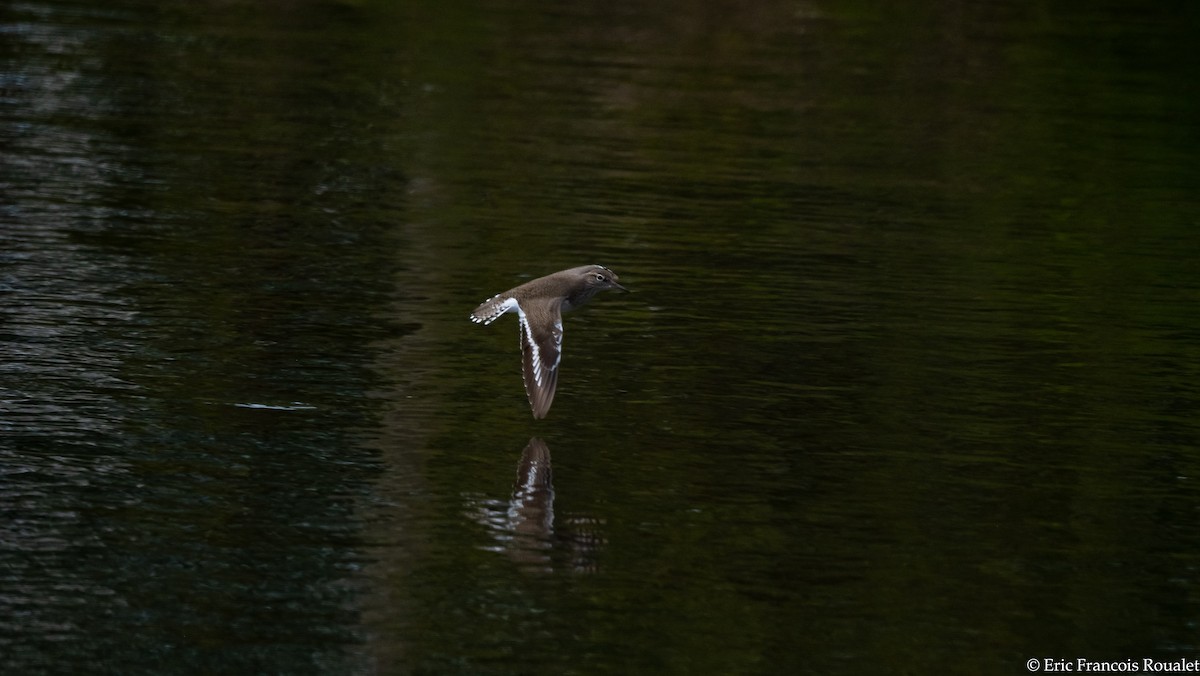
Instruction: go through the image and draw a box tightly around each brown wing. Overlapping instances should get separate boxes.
[517,302,564,419]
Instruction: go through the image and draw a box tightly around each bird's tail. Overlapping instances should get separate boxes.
[470,294,515,325]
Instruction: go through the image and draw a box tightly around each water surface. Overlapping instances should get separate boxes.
[2,0,1199,674]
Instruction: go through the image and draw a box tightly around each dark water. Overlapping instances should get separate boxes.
[3,0,1199,673]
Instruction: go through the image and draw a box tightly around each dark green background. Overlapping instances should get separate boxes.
[2,0,1198,673]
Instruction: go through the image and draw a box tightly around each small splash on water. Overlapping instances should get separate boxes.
[232,402,317,411]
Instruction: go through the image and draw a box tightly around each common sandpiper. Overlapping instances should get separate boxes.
[470,265,627,418]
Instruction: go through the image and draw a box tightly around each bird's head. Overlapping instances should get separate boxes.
[580,265,627,293]
[562,264,627,309]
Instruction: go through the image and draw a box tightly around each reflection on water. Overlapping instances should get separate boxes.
[465,438,604,574]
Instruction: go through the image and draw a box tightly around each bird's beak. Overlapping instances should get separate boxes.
[613,281,629,292]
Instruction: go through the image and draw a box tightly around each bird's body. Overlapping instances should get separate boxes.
[470,265,626,418]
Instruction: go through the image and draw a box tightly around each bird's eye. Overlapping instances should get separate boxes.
[595,274,606,282]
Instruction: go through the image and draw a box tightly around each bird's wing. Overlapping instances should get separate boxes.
[517,299,563,419]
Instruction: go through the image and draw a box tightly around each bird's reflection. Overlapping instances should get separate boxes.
[465,437,603,574]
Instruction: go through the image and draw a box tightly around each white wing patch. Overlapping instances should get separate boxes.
[552,320,563,371]
[469,291,565,419]
[516,305,545,386]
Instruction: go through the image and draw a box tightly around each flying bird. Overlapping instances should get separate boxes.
[470,264,626,418]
